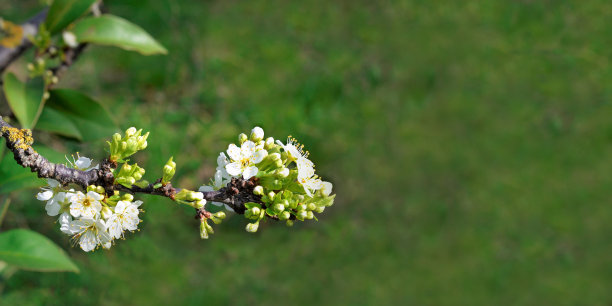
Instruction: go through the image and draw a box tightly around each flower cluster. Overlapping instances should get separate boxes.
[35,156,143,252]
[200,127,335,233]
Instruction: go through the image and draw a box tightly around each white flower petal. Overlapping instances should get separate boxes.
[80,231,97,252]
[210,201,223,207]
[47,179,60,188]
[242,166,258,180]
[45,199,61,216]
[321,181,333,196]
[217,152,229,167]
[37,190,54,201]
[75,157,92,169]
[227,144,242,161]
[225,162,243,176]
[251,149,267,164]
[199,185,214,192]
[241,141,256,158]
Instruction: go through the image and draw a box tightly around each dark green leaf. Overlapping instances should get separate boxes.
[0,145,65,194]
[2,73,45,129]
[45,89,117,141]
[72,15,167,55]
[45,0,97,34]
[37,107,83,140]
[0,229,79,272]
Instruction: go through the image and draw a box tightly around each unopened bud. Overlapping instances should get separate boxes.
[273,203,285,213]
[238,133,248,144]
[264,137,275,149]
[250,126,264,142]
[286,220,294,227]
[101,207,113,219]
[276,167,290,178]
[307,203,316,211]
[315,206,325,213]
[251,207,261,216]
[200,221,209,239]
[122,194,134,202]
[280,211,291,220]
[214,211,226,219]
[253,186,264,195]
[267,191,276,201]
[246,222,259,233]
[297,210,308,220]
[306,211,314,219]
[125,127,137,137]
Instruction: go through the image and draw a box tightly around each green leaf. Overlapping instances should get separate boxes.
[45,0,97,34]
[72,15,167,55]
[2,73,45,129]
[0,150,44,194]
[0,145,65,194]
[0,229,79,272]
[45,89,117,141]
[37,107,83,140]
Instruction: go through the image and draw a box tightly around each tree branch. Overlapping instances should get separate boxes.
[0,9,48,73]
[0,115,262,214]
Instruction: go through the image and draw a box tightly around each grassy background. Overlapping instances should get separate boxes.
[2,0,612,304]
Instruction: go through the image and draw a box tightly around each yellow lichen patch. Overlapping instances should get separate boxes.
[0,18,24,48]
[1,126,33,150]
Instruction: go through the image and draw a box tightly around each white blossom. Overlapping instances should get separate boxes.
[199,171,234,212]
[69,217,111,252]
[225,140,267,180]
[106,200,142,239]
[69,191,103,219]
[62,31,78,48]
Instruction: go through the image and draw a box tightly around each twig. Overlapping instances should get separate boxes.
[0,9,48,73]
[0,115,262,214]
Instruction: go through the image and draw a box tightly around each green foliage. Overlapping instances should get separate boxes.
[41,89,117,141]
[72,15,167,55]
[2,73,45,129]
[0,229,78,272]
[0,145,67,194]
[44,0,97,34]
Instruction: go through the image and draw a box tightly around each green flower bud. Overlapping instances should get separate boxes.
[194,199,206,209]
[250,126,264,142]
[297,210,308,220]
[273,203,285,213]
[112,133,121,143]
[238,133,248,144]
[264,137,275,150]
[122,194,134,202]
[315,206,325,213]
[306,211,314,219]
[101,206,113,219]
[162,157,176,183]
[214,211,226,219]
[268,191,276,201]
[251,207,261,216]
[276,168,290,178]
[253,186,264,195]
[125,127,137,137]
[200,221,209,239]
[204,220,214,234]
[286,220,294,227]
[307,203,316,211]
[246,222,259,233]
[280,211,291,220]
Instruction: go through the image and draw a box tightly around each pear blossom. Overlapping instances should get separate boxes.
[216,152,231,180]
[69,217,111,252]
[225,140,267,180]
[69,191,103,219]
[107,200,142,239]
[276,136,309,161]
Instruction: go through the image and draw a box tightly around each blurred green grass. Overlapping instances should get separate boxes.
[2,0,612,304]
